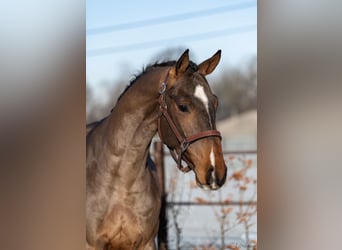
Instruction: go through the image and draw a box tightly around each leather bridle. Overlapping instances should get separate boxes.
[157,68,222,173]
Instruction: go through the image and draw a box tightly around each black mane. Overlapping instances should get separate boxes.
[116,60,199,103]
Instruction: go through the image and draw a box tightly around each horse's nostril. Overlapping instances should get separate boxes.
[206,166,215,184]
[217,167,227,187]
[206,166,214,184]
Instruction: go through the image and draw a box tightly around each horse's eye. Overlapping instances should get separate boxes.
[178,104,189,112]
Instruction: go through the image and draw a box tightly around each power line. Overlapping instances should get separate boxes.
[87,1,256,35]
[86,25,256,58]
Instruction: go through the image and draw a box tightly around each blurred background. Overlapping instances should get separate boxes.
[2,1,341,250]
[0,0,342,250]
[87,0,256,249]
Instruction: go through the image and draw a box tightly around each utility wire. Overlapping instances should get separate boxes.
[87,1,256,35]
[87,25,256,57]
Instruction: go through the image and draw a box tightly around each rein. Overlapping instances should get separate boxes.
[157,68,222,173]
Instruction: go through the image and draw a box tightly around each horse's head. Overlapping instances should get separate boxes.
[158,49,227,190]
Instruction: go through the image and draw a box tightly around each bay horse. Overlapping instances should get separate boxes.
[86,49,227,249]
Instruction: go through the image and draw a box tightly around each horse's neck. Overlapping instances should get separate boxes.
[103,68,165,179]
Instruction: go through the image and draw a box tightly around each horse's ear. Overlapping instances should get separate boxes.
[170,49,190,77]
[198,50,221,76]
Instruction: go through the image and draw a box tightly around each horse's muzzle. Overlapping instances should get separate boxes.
[198,165,227,190]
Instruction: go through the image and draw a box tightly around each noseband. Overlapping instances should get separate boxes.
[157,68,222,173]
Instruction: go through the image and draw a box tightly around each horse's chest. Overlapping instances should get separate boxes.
[103,197,160,248]
[102,183,161,248]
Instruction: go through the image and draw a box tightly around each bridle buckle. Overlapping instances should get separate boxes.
[180,140,190,152]
[159,82,167,94]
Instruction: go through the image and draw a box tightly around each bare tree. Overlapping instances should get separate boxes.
[196,155,257,250]
[86,80,126,124]
[167,168,194,250]
[226,156,257,250]
[149,47,189,64]
[212,57,257,121]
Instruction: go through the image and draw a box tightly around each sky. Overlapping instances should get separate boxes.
[86,0,256,92]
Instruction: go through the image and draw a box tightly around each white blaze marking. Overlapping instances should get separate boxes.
[194,85,212,127]
[194,85,209,114]
[210,146,217,189]
[210,146,215,167]
[195,85,218,188]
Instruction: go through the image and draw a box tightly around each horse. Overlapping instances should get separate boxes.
[86,49,227,250]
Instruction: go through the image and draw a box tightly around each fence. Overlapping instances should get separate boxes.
[153,141,257,250]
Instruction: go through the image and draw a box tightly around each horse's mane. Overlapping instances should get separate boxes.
[88,60,199,134]
[86,116,108,136]
[116,60,199,102]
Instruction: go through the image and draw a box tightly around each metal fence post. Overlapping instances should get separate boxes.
[153,140,168,250]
